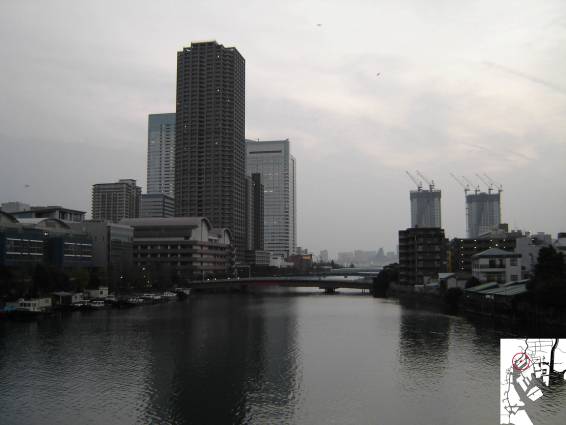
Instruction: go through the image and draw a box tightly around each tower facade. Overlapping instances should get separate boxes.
[466,192,501,238]
[410,189,441,228]
[245,139,296,258]
[175,41,246,255]
[147,113,175,198]
[92,179,141,223]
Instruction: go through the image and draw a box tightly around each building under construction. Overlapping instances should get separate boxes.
[406,171,441,228]
[451,173,502,238]
[466,192,501,238]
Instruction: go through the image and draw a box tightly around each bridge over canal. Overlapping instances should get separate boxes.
[187,275,373,292]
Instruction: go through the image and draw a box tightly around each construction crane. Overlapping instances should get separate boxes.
[462,176,480,194]
[450,173,470,195]
[483,173,503,193]
[475,173,493,194]
[405,171,422,191]
[416,170,435,191]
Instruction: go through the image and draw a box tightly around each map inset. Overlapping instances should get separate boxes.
[501,339,566,424]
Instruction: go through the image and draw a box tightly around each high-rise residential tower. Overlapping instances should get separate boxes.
[406,172,441,228]
[147,113,175,198]
[410,189,441,228]
[175,41,246,256]
[92,179,141,223]
[466,192,501,238]
[246,139,296,258]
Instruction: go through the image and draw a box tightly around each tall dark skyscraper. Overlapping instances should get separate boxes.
[175,41,246,255]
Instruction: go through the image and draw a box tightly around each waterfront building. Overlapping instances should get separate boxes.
[398,227,448,285]
[0,201,30,214]
[450,237,516,275]
[10,205,85,222]
[175,41,247,258]
[245,139,296,258]
[0,211,93,269]
[120,217,235,281]
[319,249,329,263]
[466,192,501,238]
[69,221,134,282]
[450,226,551,278]
[147,113,176,198]
[471,248,522,283]
[140,193,175,218]
[92,179,141,223]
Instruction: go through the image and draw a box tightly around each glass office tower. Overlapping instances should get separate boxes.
[245,139,296,258]
[147,113,175,198]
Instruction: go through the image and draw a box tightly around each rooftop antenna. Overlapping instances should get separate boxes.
[405,171,422,191]
[450,173,469,195]
[416,170,435,191]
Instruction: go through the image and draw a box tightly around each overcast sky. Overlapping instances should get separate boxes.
[1,0,565,257]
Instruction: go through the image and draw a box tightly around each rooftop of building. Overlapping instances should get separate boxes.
[472,247,522,258]
[120,216,212,229]
[465,279,529,296]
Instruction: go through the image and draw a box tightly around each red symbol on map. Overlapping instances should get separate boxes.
[512,352,532,371]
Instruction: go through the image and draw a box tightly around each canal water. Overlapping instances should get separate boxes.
[0,290,561,424]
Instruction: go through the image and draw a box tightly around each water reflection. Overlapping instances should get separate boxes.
[141,293,300,424]
[0,293,552,425]
[398,308,451,389]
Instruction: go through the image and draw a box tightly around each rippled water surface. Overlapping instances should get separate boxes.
[0,290,562,424]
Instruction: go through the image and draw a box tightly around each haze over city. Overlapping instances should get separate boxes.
[1,0,565,256]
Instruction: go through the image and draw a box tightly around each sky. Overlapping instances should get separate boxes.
[1,0,565,258]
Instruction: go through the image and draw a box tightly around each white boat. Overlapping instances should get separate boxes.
[126,297,144,305]
[142,294,162,303]
[90,300,106,309]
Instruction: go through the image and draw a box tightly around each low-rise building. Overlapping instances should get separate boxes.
[471,248,522,283]
[69,221,133,282]
[52,291,84,307]
[555,232,566,257]
[120,217,235,282]
[0,211,93,269]
[450,237,516,275]
[11,205,85,222]
[0,202,30,214]
[85,286,109,299]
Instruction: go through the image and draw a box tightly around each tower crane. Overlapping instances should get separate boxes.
[416,170,435,191]
[450,173,470,195]
[483,173,503,193]
[462,176,480,194]
[405,171,422,191]
[475,173,493,194]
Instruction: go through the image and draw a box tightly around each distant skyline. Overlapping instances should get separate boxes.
[1,0,565,257]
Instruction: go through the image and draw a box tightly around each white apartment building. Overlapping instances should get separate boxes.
[472,248,522,284]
